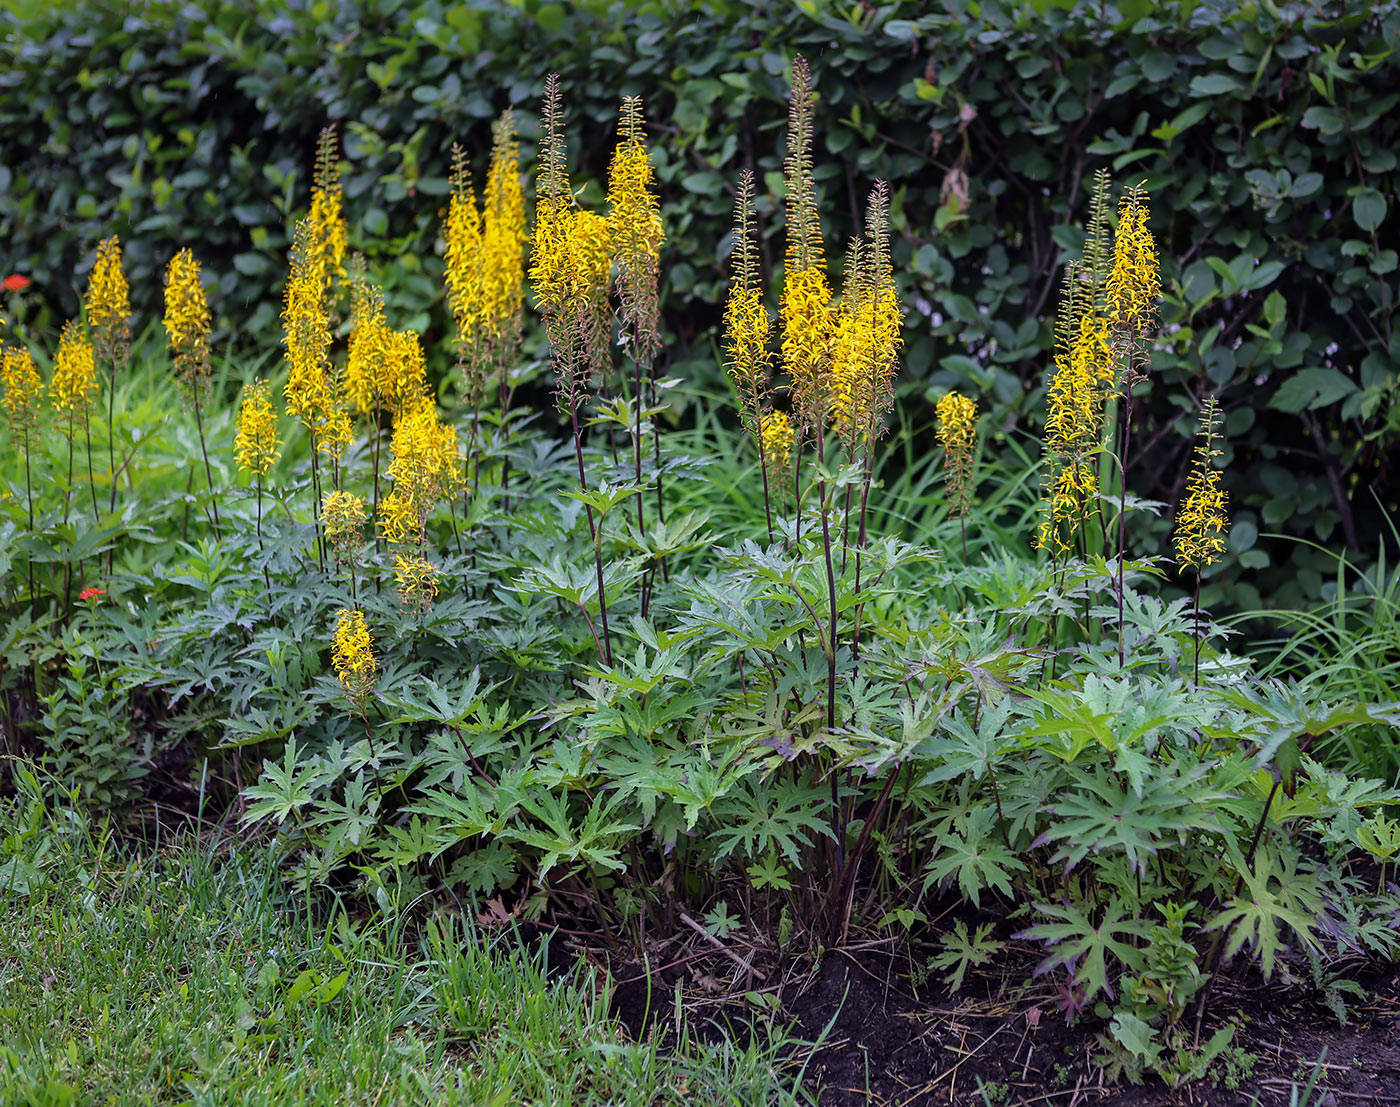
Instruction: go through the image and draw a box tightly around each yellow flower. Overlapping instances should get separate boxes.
[85,235,131,362]
[378,488,421,547]
[781,265,833,426]
[234,378,280,476]
[164,248,211,394]
[482,109,526,346]
[1,347,42,434]
[1174,398,1229,572]
[323,490,367,558]
[724,171,773,448]
[380,328,429,417]
[936,390,978,516]
[780,60,832,432]
[308,127,348,294]
[331,608,376,704]
[444,150,486,346]
[759,408,794,488]
[608,96,663,362]
[1108,187,1160,333]
[530,77,619,416]
[530,202,613,405]
[282,217,345,451]
[283,221,329,424]
[346,279,391,416]
[393,553,440,613]
[51,319,97,418]
[384,393,462,540]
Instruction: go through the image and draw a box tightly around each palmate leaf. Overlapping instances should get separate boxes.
[708,777,833,867]
[1017,898,1152,1003]
[1206,843,1323,979]
[1217,679,1400,773]
[919,698,1017,786]
[242,737,324,826]
[1036,763,1228,874]
[505,790,640,877]
[922,806,1026,908]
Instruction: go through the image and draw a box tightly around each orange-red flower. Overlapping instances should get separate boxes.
[3,274,29,292]
[79,587,107,601]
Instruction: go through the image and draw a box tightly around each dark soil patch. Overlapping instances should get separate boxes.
[782,951,1400,1106]
[592,921,1400,1107]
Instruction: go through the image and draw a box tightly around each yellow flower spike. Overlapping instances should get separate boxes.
[234,378,280,477]
[322,490,367,558]
[569,210,614,378]
[331,607,376,705]
[85,235,131,364]
[382,390,462,543]
[827,183,901,452]
[1174,397,1229,573]
[51,319,98,418]
[163,247,211,396]
[1,347,42,434]
[445,146,487,350]
[782,266,834,428]
[935,391,978,515]
[608,96,663,363]
[759,408,795,490]
[378,488,422,547]
[1108,185,1160,334]
[393,553,440,614]
[309,127,348,296]
[482,109,526,350]
[280,215,343,450]
[780,55,836,434]
[376,328,428,418]
[346,277,391,417]
[724,171,774,442]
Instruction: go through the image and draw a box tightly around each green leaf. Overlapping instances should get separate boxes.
[1353,188,1387,233]
[1018,899,1151,1003]
[1109,1012,1163,1065]
[1189,73,1239,96]
[1268,368,1358,413]
[1300,106,1346,134]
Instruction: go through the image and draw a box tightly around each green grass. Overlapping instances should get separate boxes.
[1232,524,1400,784]
[0,771,814,1106]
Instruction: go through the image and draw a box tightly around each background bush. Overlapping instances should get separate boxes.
[2,0,1397,611]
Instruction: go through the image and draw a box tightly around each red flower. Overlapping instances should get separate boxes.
[79,587,107,601]
[2,274,29,292]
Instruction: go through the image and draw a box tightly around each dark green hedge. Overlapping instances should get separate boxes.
[2,0,1397,609]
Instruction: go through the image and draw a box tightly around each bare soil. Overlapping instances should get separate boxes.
[608,940,1400,1107]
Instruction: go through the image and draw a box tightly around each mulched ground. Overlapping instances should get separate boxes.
[605,934,1400,1107]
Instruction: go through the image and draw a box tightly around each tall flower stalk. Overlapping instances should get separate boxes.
[780,54,838,735]
[308,127,348,310]
[835,182,900,629]
[52,319,99,529]
[283,218,337,565]
[234,377,281,598]
[530,73,614,665]
[1036,172,1114,566]
[331,607,377,756]
[936,391,979,565]
[346,265,392,548]
[51,320,98,617]
[164,247,220,538]
[607,95,664,545]
[1107,181,1161,664]
[85,235,130,521]
[1173,397,1229,685]
[724,169,777,542]
[2,345,42,601]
